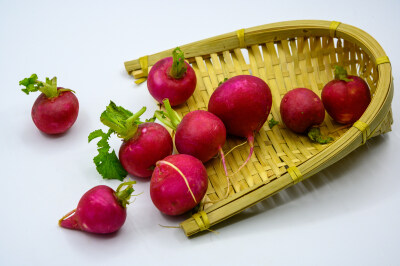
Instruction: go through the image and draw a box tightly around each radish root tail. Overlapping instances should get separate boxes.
[157,160,197,204]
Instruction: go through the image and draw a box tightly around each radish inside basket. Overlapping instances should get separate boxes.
[124,20,393,236]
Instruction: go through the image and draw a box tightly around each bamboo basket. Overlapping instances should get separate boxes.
[124,20,393,236]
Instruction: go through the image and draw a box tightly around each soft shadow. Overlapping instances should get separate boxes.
[57,224,122,239]
[190,134,389,237]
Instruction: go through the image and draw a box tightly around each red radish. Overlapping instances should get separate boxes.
[322,66,371,124]
[280,88,325,133]
[280,88,333,144]
[119,122,173,178]
[208,75,272,172]
[59,181,136,234]
[150,154,208,216]
[19,74,79,134]
[175,110,226,163]
[147,47,196,106]
[89,101,173,180]
[154,99,227,163]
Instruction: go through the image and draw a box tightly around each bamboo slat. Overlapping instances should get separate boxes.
[124,20,393,236]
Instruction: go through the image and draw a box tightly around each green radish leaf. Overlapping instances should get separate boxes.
[88,128,127,181]
[308,127,334,144]
[145,116,156,123]
[19,74,72,98]
[218,78,228,86]
[268,117,279,129]
[19,74,42,95]
[100,101,146,140]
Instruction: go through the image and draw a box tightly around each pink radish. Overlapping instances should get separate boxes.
[154,99,227,163]
[19,74,79,134]
[208,75,272,172]
[322,66,371,124]
[280,88,333,144]
[150,154,208,216]
[59,181,136,234]
[147,47,196,106]
[89,101,173,180]
[280,88,325,133]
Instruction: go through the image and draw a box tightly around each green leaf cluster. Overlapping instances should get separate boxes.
[100,101,146,140]
[19,73,73,98]
[88,129,128,181]
[308,127,334,144]
[88,102,148,181]
[268,117,279,129]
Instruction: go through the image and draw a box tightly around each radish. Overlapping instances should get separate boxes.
[150,154,208,216]
[322,66,371,124]
[89,101,173,180]
[147,47,196,106]
[208,75,272,172]
[154,99,227,164]
[59,181,136,234]
[19,74,79,134]
[280,88,325,133]
[280,88,333,144]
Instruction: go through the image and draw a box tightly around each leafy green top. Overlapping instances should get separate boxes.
[334,66,353,82]
[88,101,149,181]
[115,181,137,208]
[218,78,228,86]
[308,127,334,144]
[19,74,73,98]
[154,99,182,131]
[88,129,128,181]
[268,117,279,129]
[169,47,187,79]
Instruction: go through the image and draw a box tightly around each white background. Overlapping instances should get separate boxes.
[1,0,400,265]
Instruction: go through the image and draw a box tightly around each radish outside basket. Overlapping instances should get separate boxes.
[124,20,393,236]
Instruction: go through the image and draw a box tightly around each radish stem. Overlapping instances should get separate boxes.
[169,47,187,79]
[154,99,182,131]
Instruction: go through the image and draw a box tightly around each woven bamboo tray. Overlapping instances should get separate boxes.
[124,20,393,236]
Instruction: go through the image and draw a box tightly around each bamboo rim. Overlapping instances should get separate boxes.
[124,20,393,236]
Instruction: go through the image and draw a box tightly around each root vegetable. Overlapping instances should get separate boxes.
[59,182,136,234]
[280,88,325,133]
[154,99,227,164]
[208,75,272,172]
[89,101,173,180]
[150,154,208,216]
[322,66,371,124]
[19,74,79,134]
[147,47,196,106]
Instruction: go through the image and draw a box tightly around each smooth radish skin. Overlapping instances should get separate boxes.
[59,181,136,234]
[119,122,173,178]
[19,74,79,134]
[280,88,325,134]
[150,154,208,216]
[89,101,173,181]
[208,75,272,173]
[175,111,226,163]
[155,99,229,197]
[147,47,196,106]
[155,99,227,163]
[322,66,371,124]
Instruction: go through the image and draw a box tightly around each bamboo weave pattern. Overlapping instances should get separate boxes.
[124,21,393,236]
